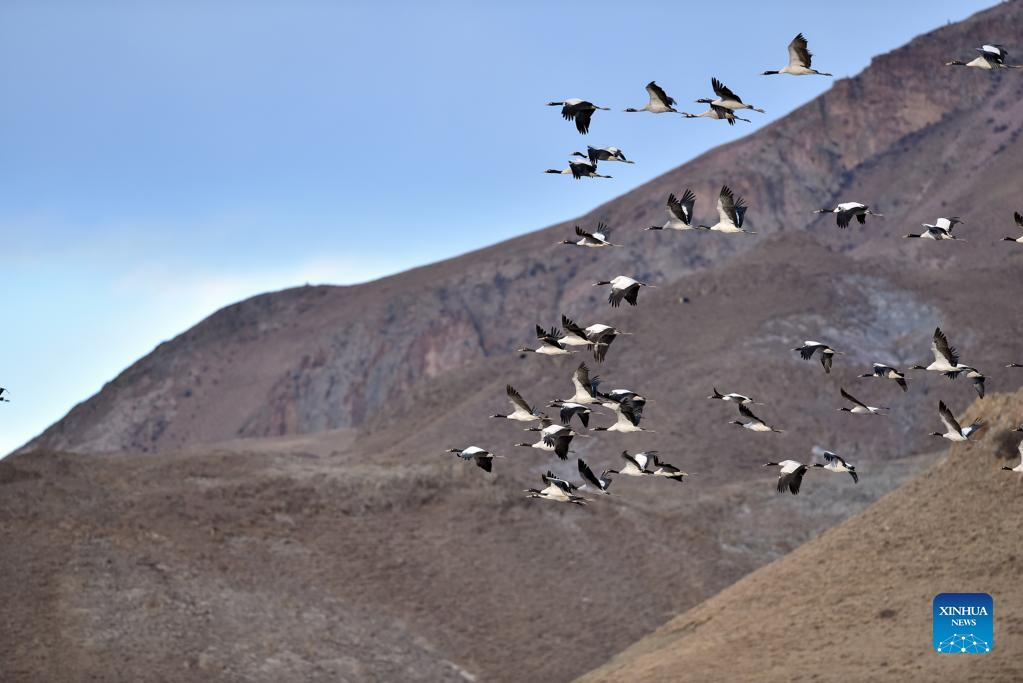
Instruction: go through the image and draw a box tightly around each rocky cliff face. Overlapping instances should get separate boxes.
[21,0,1023,454]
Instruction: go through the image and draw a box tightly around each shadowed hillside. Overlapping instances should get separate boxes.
[579,390,1023,682]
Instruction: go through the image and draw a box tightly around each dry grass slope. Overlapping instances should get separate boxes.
[579,390,1023,682]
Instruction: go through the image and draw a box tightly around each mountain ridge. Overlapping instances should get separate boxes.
[21,1,1023,455]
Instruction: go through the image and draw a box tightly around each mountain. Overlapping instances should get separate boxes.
[20,0,1023,456]
[579,389,1023,682]
[6,3,1023,682]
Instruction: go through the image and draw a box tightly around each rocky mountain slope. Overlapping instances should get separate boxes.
[6,3,1023,682]
[579,389,1023,682]
[20,0,1023,455]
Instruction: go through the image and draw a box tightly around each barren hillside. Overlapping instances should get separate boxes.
[580,390,1023,682]
[5,3,1023,682]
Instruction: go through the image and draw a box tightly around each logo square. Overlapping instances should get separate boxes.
[933,593,993,653]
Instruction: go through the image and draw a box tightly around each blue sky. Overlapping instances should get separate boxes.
[0,0,992,454]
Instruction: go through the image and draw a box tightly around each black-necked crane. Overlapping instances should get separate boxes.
[1001,440,1023,474]
[681,104,751,125]
[593,275,654,308]
[0,387,9,403]
[559,223,617,248]
[581,146,634,165]
[524,472,588,505]
[965,368,986,399]
[697,78,765,113]
[546,99,610,134]
[646,189,702,232]
[593,396,651,433]
[516,418,585,460]
[598,387,647,418]
[577,458,613,494]
[946,44,1023,70]
[491,385,544,422]
[446,446,502,473]
[814,202,883,229]
[547,399,593,429]
[731,403,782,433]
[1001,212,1023,243]
[648,453,688,483]
[540,470,581,494]
[910,327,971,378]
[764,460,809,495]
[794,340,841,374]
[698,185,754,234]
[930,400,984,442]
[518,324,575,356]
[624,81,681,114]
[708,388,762,405]
[606,451,656,477]
[860,363,908,392]
[545,155,612,179]
[762,33,832,76]
[563,363,602,405]
[905,217,964,240]
[810,447,858,483]
[561,314,628,363]
[838,387,887,415]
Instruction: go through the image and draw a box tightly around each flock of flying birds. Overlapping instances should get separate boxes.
[3,36,1020,496]
[447,33,1023,504]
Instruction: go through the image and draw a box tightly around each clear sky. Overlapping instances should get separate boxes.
[0,0,993,455]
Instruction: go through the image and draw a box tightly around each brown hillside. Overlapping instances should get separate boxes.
[579,390,1023,682]
[5,4,1023,683]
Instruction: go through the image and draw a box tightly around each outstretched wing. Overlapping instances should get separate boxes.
[646,81,674,107]
[578,458,602,490]
[568,158,591,179]
[542,471,574,493]
[778,468,805,494]
[711,77,742,103]
[574,108,593,134]
[621,283,641,306]
[561,314,588,339]
[717,185,738,225]
[938,400,962,435]
[737,403,761,423]
[622,450,645,470]
[797,344,819,361]
[619,397,644,426]
[711,103,736,125]
[506,385,534,414]
[932,327,959,366]
[667,188,696,224]
[788,32,812,68]
[536,325,565,351]
[608,286,626,308]
[840,387,867,409]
